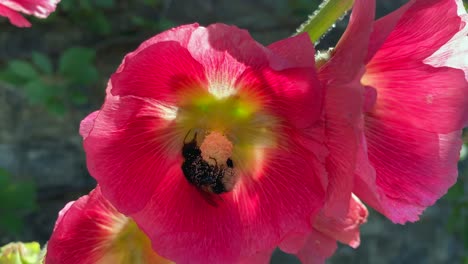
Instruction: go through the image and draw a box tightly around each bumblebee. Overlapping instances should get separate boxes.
[181,132,235,194]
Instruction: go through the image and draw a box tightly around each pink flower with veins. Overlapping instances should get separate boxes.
[286,0,467,261]
[0,0,60,27]
[358,0,468,224]
[80,23,327,264]
[46,186,173,264]
[320,0,468,228]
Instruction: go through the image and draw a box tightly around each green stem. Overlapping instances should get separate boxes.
[295,0,355,43]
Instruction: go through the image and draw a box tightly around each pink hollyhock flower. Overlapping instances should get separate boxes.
[80,24,327,263]
[0,0,60,27]
[357,0,468,223]
[46,186,174,264]
[321,0,468,226]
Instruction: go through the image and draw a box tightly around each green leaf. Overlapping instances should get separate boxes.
[58,47,97,83]
[80,0,92,11]
[86,12,112,35]
[158,18,177,31]
[95,0,115,8]
[144,0,161,6]
[31,52,53,75]
[0,168,10,188]
[0,182,36,211]
[59,0,74,12]
[7,60,39,81]
[71,91,88,105]
[22,80,54,104]
[0,69,26,85]
[445,181,464,201]
[46,99,67,116]
[0,214,24,234]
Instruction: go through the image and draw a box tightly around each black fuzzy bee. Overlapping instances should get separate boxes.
[181,132,234,194]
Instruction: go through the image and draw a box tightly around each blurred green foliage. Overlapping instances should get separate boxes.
[288,0,320,16]
[0,1,178,116]
[0,47,97,115]
[0,169,37,235]
[446,130,468,262]
[57,0,117,35]
[44,0,174,35]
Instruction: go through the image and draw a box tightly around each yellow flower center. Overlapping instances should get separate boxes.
[174,89,279,193]
[98,219,172,264]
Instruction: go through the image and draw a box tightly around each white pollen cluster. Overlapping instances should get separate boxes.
[200,131,233,166]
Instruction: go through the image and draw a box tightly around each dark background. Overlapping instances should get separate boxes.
[0,0,466,263]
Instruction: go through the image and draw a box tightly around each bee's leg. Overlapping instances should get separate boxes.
[183,129,198,144]
[209,157,218,166]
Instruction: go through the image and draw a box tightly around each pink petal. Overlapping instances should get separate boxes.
[79,110,99,139]
[46,187,124,264]
[238,248,274,264]
[237,66,323,130]
[83,94,181,215]
[365,2,412,63]
[267,33,316,69]
[363,66,468,132]
[313,194,368,248]
[297,229,337,264]
[110,41,208,102]
[357,119,462,223]
[1,0,60,18]
[114,24,199,74]
[284,195,368,263]
[364,0,468,132]
[425,0,468,82]
[0,4,30,27]
[187,24,270,84]
[46,187,173,264]
[318,0,375,217]
[356,0,468,223]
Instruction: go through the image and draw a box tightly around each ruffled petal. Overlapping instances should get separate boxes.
[237,248,274,264]
[297,230,337,264]
[82,94,182,214]
[425,0,468,83]
[237,66,323,130]
[357,119,462,223]
[283,195,368,263]
[111,41,208,103]
[79,110,99,139]
[114,24,199,74]
[1,0,60,18]
[318,0,375,217]
[313,194,368,248]
[0,4,30,27]
[267,33,316,69]
[46,188,114,264]
[364,0,468,132]
[357,0,468,223]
